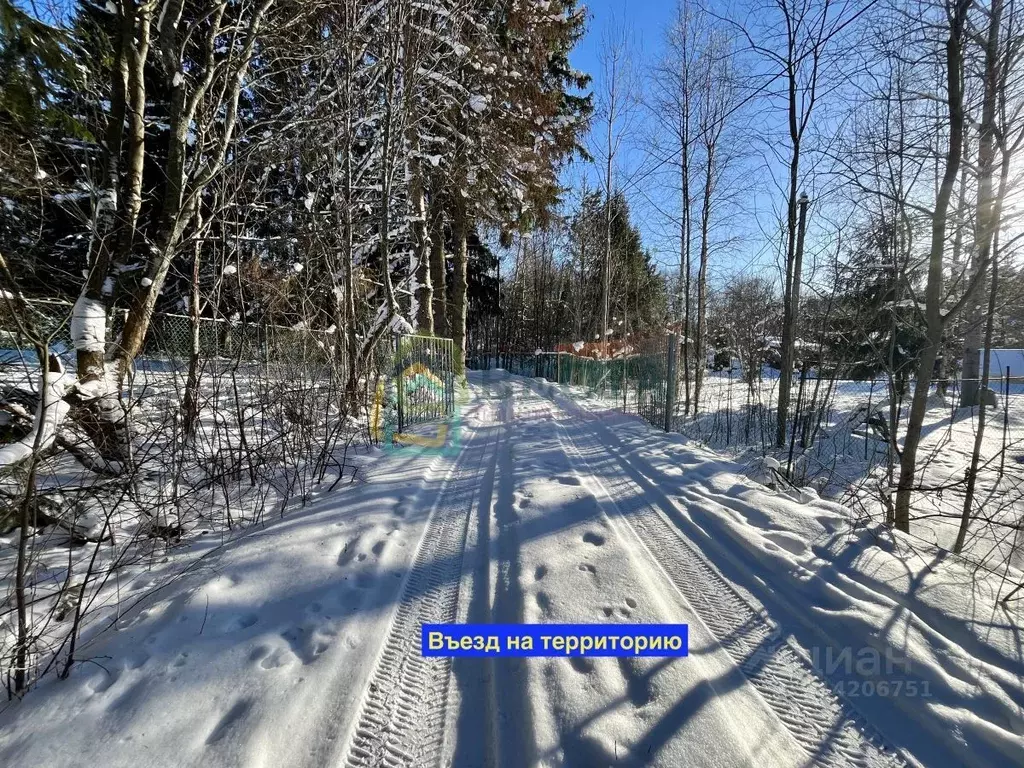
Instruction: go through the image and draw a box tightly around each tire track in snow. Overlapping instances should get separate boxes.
[534,381,908,768]
[342,395,505,768]
[445,377,534,768]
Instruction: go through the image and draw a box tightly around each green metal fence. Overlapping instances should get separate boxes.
[394,334,456,433]
[468,336,680,432]
[0,300,334,369]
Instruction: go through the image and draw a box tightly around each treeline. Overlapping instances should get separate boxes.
[471,0,1024,539]
[1,0,591,399]
[469,191,667,357]
[0,0,594,696]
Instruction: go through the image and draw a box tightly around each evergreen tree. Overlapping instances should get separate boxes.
[829,217,927,383]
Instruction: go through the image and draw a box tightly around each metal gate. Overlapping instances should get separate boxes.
[395,334,456,434]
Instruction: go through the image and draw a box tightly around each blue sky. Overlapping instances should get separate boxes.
[562,0,788,286]
[567,0,680,273]
[570,0,675,83]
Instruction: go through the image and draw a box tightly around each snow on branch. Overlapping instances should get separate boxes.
[0,362,72,470]
[70,296,106,354]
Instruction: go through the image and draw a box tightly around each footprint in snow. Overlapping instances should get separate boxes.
[206,699,253,745]
[124,650,150,670]
[219,614,258,634]
[582,531,606,547]
[87,669,117,694]
[372,540,386,557]
[535,592,553,616]
[337,537,361,567]
[553,475,582,486]
[569,656,595,674]
[513,493,533,510]
[534,565,548,581]
[578,563,596,575]
[259,647,295,670]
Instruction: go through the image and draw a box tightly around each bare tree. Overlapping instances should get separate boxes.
[894,0,975,533]
[693,28,740,416]
[960,0,1010,406]
[651,1,700,412]
[593,18,640,355]
[731,0,871,446]
[956,0,1024,550]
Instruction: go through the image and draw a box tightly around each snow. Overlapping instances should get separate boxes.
[652,368,1024,571]
[0,371,1021,767]
[468,94,488,114]
[223,264,238,276]
[0,442,440,767]
[140,277,153,288]
[69,296,106,353]
[0,363,72,468]
[69,377,113,401]
[388,313,414,335]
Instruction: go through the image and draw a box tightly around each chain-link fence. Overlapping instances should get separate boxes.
[0,299,335,371]
[0,297,362,692]
[472,340,1024,575]
[468,335,678,431]
[0,298,464,693]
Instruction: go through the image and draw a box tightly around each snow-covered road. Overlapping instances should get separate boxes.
[426,374,899,768]
[1,371,1020,767]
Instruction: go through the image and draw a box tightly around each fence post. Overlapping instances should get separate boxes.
[623,360,627,411]
[866,377,874,461]
[665,334,678,432]
[394,333,404,435]
[1002,366,1011,476]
